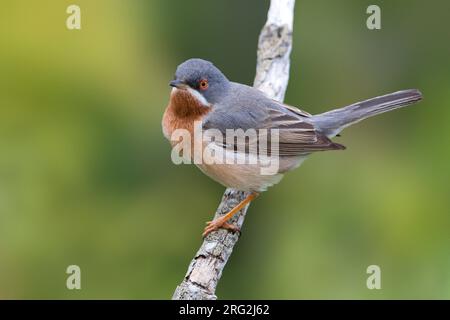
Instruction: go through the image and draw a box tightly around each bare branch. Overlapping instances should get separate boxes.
[172,0,296,300]
[254,0,295,101]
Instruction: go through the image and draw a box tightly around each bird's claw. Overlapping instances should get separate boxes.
[202,219,240,238]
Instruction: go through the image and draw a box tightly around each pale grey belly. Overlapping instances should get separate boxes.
[195,153,308,192]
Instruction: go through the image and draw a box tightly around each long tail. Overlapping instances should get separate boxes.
[311,89,423,138]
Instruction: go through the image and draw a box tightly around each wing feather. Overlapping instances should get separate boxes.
[202,85,345,156]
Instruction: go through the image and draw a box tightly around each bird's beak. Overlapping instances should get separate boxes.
[169,79,188,89]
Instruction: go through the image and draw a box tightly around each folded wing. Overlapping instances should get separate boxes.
[202,94,345,156]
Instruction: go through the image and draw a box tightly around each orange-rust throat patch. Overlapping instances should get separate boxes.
[162,89,211,141]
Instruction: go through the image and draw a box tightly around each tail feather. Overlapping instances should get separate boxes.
[311,89,423,138]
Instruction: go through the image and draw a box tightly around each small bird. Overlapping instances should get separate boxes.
[162,58,422,237]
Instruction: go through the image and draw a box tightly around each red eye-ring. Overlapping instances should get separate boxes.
[199,79,209,90]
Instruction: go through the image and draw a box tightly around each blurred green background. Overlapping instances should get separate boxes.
[0,0,449,299]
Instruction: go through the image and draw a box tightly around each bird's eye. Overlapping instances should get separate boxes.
[199,79,209,90]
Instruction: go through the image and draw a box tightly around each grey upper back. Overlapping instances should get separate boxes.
[203,82,305,132]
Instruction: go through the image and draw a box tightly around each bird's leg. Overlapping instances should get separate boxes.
[203,192,259,237]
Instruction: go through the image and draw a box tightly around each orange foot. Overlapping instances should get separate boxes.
[201,192,259,238]
[202,218,240,238]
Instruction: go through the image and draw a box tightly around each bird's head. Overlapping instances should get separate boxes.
[169,59,230,106]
